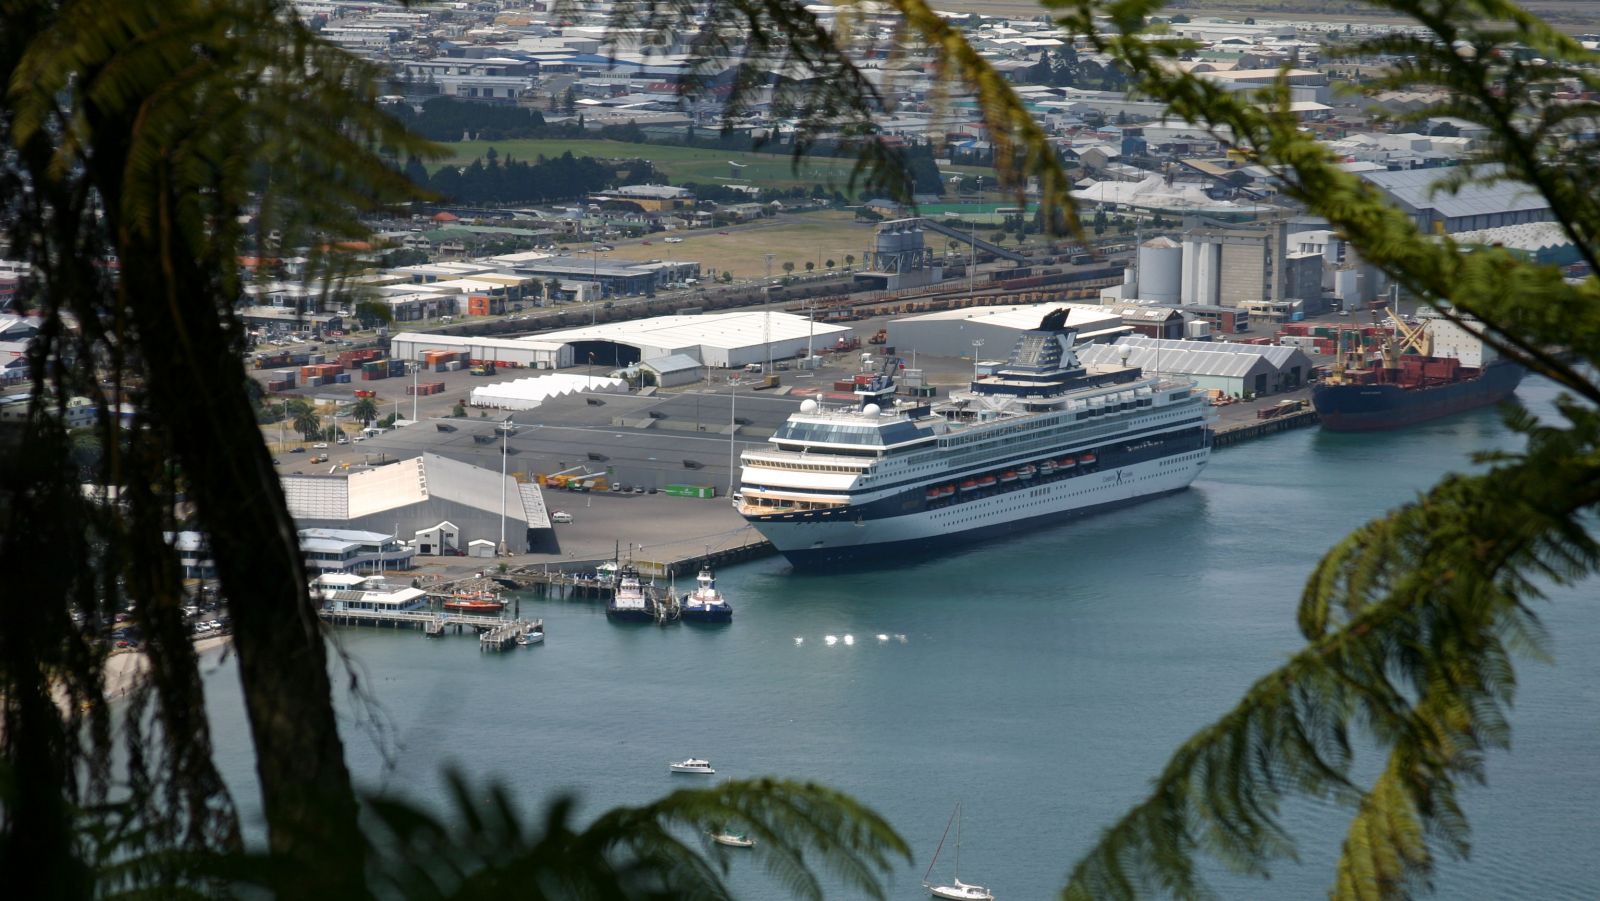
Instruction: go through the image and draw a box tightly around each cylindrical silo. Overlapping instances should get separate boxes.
[1137,236,1182,304]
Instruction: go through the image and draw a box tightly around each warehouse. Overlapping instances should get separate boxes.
[639,353,706,388]
[534,311,852,370]
[468,373,628,410]
[282,452,554,555]
[1078,335,1314,398]
[886,303,1128,360]
[390,332,572,369]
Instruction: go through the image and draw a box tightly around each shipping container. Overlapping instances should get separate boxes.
[662,484,715,499]
[388,359,406,377]
[335,373,351,384]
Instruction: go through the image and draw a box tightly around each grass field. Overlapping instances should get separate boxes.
[440,139,985,191]
[596,211,875,280]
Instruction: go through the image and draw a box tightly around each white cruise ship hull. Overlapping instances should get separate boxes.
[748,449,1207,568]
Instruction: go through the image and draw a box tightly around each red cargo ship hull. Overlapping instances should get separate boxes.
[1312,359,1524,431]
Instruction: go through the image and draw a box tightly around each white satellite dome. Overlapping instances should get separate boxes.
[863,403,882,416]
[799,399,819,413]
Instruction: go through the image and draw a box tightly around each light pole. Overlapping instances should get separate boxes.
[727,378,737,499]
[499,417,510,554]
[971,338,984,385]
[411,359,418,422]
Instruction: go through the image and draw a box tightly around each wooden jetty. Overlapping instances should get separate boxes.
[317,607,544,647]
[479,619,543,652]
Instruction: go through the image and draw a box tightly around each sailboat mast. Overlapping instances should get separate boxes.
[954,802,962,881]
[922,804,957,885]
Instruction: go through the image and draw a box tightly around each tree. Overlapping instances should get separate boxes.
[351,397,378,426]
[845,254,856,269]
[1052,1,1600,898]
[782,261,795,275]
[825,259,836,269]
[293,408,322,441]
[562,86,577,116]
[804,261,815,272]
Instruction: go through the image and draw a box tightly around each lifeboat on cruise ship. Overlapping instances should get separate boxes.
[999,470,1019,483]
[1080,452,1098,466]
[959,479,979,492]
[926,487,942,501]
[1058,456,1077,469]
[1039,460,1057,476]
[942,485,957,498]
[1018,464,1037,479]
[977,474,998,489]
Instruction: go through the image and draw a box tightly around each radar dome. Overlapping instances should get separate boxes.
[863,403,882,416]
[799,399,819,413]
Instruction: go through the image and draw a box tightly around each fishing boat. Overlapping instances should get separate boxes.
[605,564,654,623]
[679,562,733,623]
[669,758,715,774]
[711,830,756,848]
[923,803,993,901]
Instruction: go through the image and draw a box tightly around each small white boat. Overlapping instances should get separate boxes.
[669,757,715,774]
[924,803,993,901]
[516,629,544,646]
[710,830,756,848]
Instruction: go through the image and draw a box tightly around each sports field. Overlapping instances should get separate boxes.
[439,139,985,191]
[596,211,875,280]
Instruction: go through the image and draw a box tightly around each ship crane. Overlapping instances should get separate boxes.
[1383,307,1434,357]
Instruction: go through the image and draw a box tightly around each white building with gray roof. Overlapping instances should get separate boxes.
[1078,335,1314,398]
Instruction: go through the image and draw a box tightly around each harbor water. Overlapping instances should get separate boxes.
[201,375,1598,899]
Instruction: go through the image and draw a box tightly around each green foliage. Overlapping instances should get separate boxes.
[425,150,663,205]
[1050,1,1600,898]
[389,97,549,142]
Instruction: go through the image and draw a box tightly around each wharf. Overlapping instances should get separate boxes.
[1212,408,1320,448]
[317,607,543,645]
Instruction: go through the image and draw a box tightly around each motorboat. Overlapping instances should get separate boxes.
[923,803,993,901]
[710,830,756,848]
[669,758,715,774]
[516,628,544,646]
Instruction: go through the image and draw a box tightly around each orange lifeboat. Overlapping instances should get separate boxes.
[926,487,942,500]
[977,474,998,488]
[1059,457,1077,469]
[959,479,979,492]
[1080,452,1097,466]
[999,470,1018,483]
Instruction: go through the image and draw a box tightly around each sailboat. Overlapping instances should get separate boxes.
[923,803,993,901]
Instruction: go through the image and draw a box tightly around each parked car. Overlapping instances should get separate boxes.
[312,442,328,449]
[551,511,574,524]
[290,447,306,454]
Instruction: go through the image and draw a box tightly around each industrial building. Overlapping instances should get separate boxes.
[1360,168,1552,234]
[886,303,1128,359]
[639,353,706,388]
[1110,224,1325,317]
[532,311,852,370]
[1078,335,1314,398]
[391,332,572,369]
[282,452,553,555]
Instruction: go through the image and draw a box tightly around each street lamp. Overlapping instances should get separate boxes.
[499,417,511,554]
[971,339,984,385]
[727,378,738,499]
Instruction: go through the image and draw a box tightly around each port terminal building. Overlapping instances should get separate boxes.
[1077,335,1314,398]
[281,452,554,555]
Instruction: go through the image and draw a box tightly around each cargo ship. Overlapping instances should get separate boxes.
[735,309,1213,568]
[1312,308,1524,432]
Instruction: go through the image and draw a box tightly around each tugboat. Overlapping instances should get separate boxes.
[605,564,655,623]
[679,562,733,623]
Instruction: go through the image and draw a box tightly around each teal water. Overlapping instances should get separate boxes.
[202,376,1598,899]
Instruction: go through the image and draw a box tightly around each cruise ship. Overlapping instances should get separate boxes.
[735,310,1213,567]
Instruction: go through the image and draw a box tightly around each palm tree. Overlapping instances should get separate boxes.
[293,408,322,442]
[351,397,378,426]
